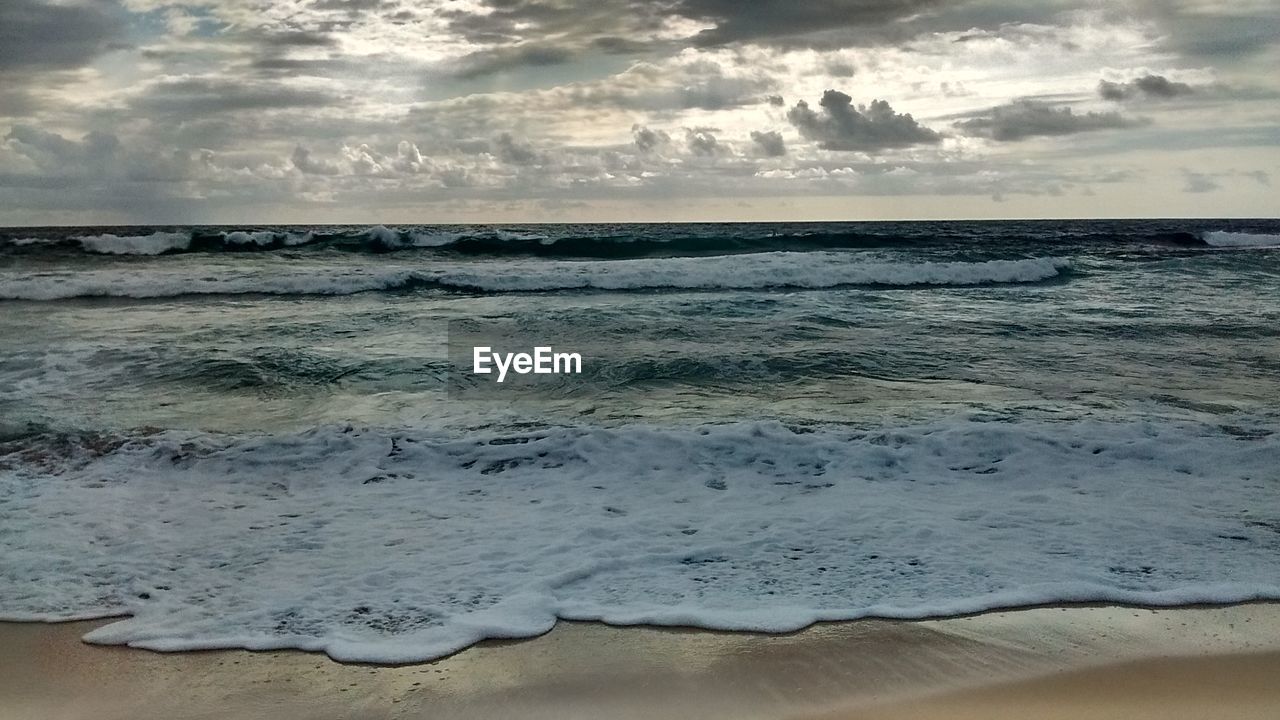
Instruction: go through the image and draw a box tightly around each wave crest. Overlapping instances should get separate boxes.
[1202,231,1280,248]
[76,231,192,255]
[0,254,1071,300]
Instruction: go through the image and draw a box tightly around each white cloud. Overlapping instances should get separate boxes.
[0,0,1276,221]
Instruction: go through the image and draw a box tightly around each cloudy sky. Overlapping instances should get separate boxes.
[1,0,1277,224]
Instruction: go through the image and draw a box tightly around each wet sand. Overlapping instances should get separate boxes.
[2,603,1279,720]
[812,651,1280,720]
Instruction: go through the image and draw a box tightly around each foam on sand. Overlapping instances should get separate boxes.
[4,606,1280,720]
[2,416,1278,663]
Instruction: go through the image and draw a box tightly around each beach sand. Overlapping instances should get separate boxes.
[2,603,1279,720]
[809,651,1280,720]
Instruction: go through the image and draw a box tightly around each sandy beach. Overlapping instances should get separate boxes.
[3,603,1279,720]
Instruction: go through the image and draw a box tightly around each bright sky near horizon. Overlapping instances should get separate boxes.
[1,0,1277,224]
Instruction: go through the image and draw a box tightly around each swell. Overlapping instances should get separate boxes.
[0,254,1072,300]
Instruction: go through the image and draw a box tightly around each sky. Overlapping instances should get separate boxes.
[1,0,1277,225]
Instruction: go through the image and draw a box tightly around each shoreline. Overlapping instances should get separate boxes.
[4,602,1280,719]
[10,596,1280,666]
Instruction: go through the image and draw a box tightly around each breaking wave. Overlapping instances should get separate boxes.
[77,231,193,255]
[2,416,1277,662]
[1202,231,1280,248]
[0,254,1071,300]
[60,231,316,255]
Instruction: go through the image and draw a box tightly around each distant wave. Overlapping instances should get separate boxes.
[3,226,563,256]
[2,416,1277,662]
[3,226,906,257]
[1202,231,1280,248]
[221,230,314,248]
[0,254,1071,300]
[4,224,1262,258]
[77,231,192,255]
[68,230,317,255]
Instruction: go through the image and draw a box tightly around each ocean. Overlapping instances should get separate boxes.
[2,219,1279,662]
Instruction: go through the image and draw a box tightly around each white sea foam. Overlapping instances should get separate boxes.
[405,228,553,247]
[493,229,554,244]
[407,230,466,247]
[222,230,278,247]
[218,230,314,247]
[76,231,192,255]
[365,225,401,246]
[1202,231,1280,248]
[0,254,1070,300]
[1,417,1277,662]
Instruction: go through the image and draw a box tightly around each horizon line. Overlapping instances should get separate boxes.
[3,215,1278,229]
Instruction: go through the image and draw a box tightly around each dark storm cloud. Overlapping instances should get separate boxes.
[1099,74,1195,101]
[250,57,353,75]
[591,36,652,55]
[291,145,342,175]
[0,0,125,71]
[0,87,37,118]
[451,44,576,79]
[6,125,118,174]
[825,60,857,78]
[955,100,1138,141]
[441,0,668,46]
[632,125,670,153]
[131,78,343,115]
[1145,7,1280,59]
[311,0,396,11]
[4,124,209,183]
[494,133,542,165]
[686,128,721,156]
[750,130,787,157]
[440,0,952,54]
[431,0,1280,78]
[449,0,945,48]
[439,0,1113,59]
[677,0,941,46]
[787,90,941,151]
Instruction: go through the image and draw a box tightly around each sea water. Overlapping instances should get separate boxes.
[1,219,1278,662]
